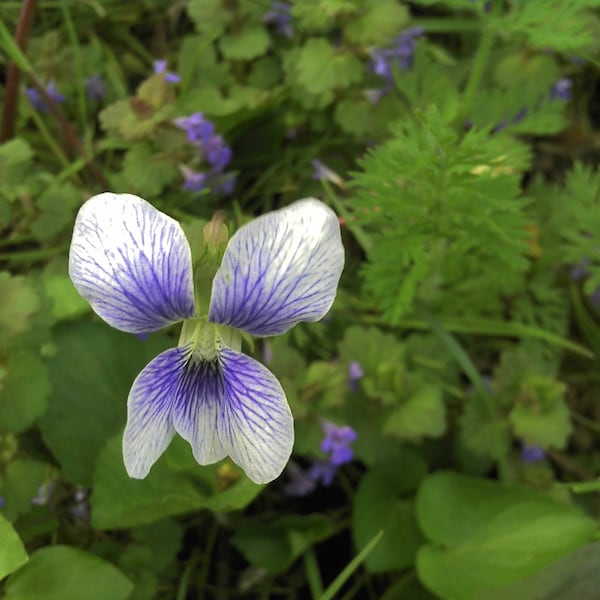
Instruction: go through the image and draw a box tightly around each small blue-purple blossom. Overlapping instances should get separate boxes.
[214,173,237,196]
[181,167,207,192]
[284,462,317,496]
[307,460,338,486]
[348,360,364,392]
[311,159,344,187]
[550,78,572,101]
[175,113,215,145]
[0,496,4,508]
[263,2,294,38]
[153,59,180,84]
[571,257,590,280]
[204,135,232,173]
[84,74,106,101]
[68,193,344,484]
[321,421,357,466]
[25,81,65,112]
[521,443,546,463]
[370,27,424,80]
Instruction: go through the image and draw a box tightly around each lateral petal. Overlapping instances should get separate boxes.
[208,198,344,336]
[218,347,294,484]
[122,347,188,478]
[69,192,196,334]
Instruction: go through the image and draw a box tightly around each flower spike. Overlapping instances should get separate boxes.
[69,193,196,334]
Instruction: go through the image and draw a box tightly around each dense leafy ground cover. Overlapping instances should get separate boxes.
[2,1,600,598]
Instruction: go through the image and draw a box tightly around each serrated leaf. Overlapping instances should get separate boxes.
[0,139,34,203]
[0,273,41,346]
[291,38,362,100]
[187,0,233,40]
[30,182,80,241]
[384,384,446,441]
[123,143,178,198]
[352,448,427,572]
[345,1,409,44]
[508,376,572,448]
[0,349,50,433]
[220,25,271,60]
[0,514,28,580]
[41,259,90,322]
[4,546,132,600]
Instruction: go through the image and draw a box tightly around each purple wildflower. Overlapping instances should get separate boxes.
[153,59,180,84]
[348,360,364,392]
[204,135,232,173]
[521,443,545,463]
[571,257,590,280]
[370,27,424,80]
[175,113,216,145]
[84,74,106,101]
[550,78,572,101]
[321,421,357,466]
[25,81,65,112]
[311,159,344,187]
[181,167,207,192]
[284,462,317,496]
[0,496,4,508]
[263,2,294,38]
[307,460,338,486]
[215,173,237,196]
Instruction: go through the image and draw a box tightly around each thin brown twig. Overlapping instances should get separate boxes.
[0,0,38,142]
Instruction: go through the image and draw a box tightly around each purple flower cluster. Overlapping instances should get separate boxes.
[284,421,357,496]
[348,360,364,392]
[25,81,65,112]
[153,59,180,84]
[175,112,235,195]
[521,442,545,463]
[550,78,572,101]
[370,27,424,81]
[263,2,294,38]
[84,74,106,101]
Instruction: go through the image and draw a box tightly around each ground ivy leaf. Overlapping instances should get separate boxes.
[508,376,572,448]
[219,25,271,60]
[38,321,171,486]
[345,1,409,45]
[0,349,50,433]
[4,545,132,600]
[0,513,28,580]
[383,384,446,441]
[123,143,178,198]
[0,272,41,346]
[30,182,80,242]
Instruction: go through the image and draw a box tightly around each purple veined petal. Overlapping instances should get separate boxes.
[69,193,196,334]
[208,198,344,336]
[171,344,293,483]
[171,357,228,467]
[218,346,293,483]
[123,347,185,478]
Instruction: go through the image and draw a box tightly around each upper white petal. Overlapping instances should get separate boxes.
[208,198,344,336]
[69,193,196,334]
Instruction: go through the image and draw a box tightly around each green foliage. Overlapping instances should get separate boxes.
[4,545,133,600]
[416,472,597,600]
[352,448,426,572]
[92,436,261,529]
[1,0,600,597]
[0,513,28,580]
[351,106,532,323]
[232,514,334,573]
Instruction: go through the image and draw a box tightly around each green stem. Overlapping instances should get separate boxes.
[321,180,372,254]
[459,0,500,121]
[303,547,324,600]
[0,244,69,262]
